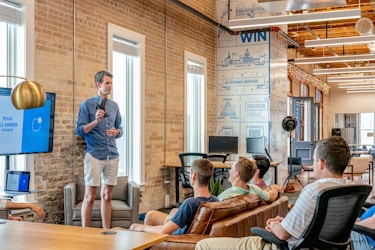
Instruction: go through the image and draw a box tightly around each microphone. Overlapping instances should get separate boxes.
[97,98,109,117]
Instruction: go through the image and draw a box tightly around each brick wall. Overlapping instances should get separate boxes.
[32,0,216,223]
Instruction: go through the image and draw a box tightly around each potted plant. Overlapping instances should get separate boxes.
[209,176,224,196]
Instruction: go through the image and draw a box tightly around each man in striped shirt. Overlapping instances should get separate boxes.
[196,136,353,249]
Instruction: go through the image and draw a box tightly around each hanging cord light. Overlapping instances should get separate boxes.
[0,75,46,109]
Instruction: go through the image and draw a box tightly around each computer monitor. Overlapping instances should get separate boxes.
[246,136,266,155]
[288,157,302,175]
[208,136,238,154]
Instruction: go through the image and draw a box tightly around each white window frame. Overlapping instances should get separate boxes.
[107,23,145,185]
[184,51,207,152]
[0,0,35,201]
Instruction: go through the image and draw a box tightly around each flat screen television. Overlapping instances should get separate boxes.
[0,87,56,155]
[208,136,238,154]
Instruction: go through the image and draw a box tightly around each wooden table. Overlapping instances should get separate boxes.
[163,161,281,204]
[0,220,168,250]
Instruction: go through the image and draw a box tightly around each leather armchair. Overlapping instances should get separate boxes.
[64,176,140,228]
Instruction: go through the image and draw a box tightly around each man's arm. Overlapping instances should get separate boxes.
[76,101,105,136]
[355,212,375,229]
[82,109,105,134]
[114,106,123,138]
[5,201,45,219]
[267,184,281,202]
[130,220,179,234]
[266,216,291,240]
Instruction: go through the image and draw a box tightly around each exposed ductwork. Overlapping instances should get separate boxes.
[169,0,300,47]
[356,17,375,53]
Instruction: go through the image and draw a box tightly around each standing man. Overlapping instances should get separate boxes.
[76,70,123,229]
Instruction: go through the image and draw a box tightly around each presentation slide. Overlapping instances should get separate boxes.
[0,95,52,155]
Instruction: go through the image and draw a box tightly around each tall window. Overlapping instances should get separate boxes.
[359,113,374,145]
[0,0,34,198]
[184,51,207,152]
[108,23,145,184]
[300,83,309,97]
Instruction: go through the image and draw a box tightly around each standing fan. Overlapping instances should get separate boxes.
[281,116,304,190]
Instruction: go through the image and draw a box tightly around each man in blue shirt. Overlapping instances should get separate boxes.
[351,205,375,249]
[76,70,123,229]
[129,159,219,235]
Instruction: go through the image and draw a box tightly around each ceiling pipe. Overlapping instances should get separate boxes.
[168,0,236,35]
[168,0,300,48]
[271,27,301,48]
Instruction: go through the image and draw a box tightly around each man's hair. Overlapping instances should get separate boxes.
[191,159,214,186]
[94,70,113,86]
[315,136,350,175]
[253,155,270,178]
[234,156,257,182]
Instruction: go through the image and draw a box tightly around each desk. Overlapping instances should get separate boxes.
[164,161,281,204]
[0,190,40,199]
[0,220,168,250]
[350,150,369,157]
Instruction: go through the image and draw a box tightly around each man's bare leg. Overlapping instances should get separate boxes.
[101,184,113,229]
[82,186,97,227]
[144,210,168,226]
[144,208,179,226]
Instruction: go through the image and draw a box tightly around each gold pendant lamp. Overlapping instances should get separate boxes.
[0,76,46,109]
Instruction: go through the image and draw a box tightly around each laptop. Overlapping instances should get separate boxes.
[4,170,31,194]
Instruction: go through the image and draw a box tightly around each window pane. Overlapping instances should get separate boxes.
[0,0,28,200]
[110,26,144,184]
[359,113,374,145]
[184,52,206,153]
[300,83,308,97]
[186,72,204,152]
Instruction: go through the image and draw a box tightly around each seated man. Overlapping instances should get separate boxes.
[0,199,45,221]
[351,204,375,249]
[129,158,219,234]
[218,156,280,202]
[196,136,353,249]
[252,155,271,189]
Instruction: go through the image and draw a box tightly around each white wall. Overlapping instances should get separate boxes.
[329,84,375,132]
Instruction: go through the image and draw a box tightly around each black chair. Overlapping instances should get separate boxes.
[207,153,228,163]
[178,153,208,189]
[251,184,372,250]
[208,153,228,183]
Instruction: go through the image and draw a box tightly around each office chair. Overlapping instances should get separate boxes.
[178,153,208,198]
[344,156,373,184]
[251,184,372,250]
[208,153,228,183]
